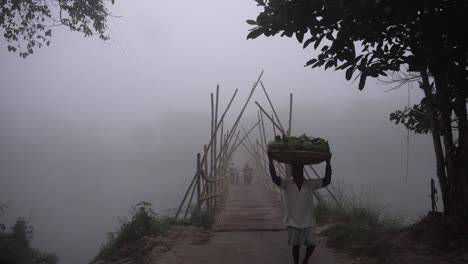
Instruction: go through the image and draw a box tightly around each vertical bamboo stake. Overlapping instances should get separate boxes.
[272,113,277,136]
[288,93,293,136]
[214,85,219,209]
[196,152,201,211]
[260,110,268,148]
[218,121,224,209]
[285,93,293,187]
[204,145,208,211]
[258,112,269,189]
[210,93,214,212]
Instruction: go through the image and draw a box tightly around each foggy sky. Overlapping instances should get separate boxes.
[0,1,435,264]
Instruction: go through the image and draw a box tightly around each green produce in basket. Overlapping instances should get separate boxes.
[302,140,314,150]
[286,137,302,149]
[268,134,330,153]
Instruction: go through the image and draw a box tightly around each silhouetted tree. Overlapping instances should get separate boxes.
[248,0,468,225]
[1,0,115,58]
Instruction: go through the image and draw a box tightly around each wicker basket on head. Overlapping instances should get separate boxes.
[270,149,331,165]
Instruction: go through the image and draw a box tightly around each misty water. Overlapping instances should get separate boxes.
[0,1,436,264]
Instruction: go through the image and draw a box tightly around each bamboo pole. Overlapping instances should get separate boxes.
[219,71,264,163]
[260,110,268,148]
[272,113,277,136]
[184,153,201,219]
[196,153,201,210]
[260,81,286,135]
[215,129,224,209]
[288,93,293,136]
[230,121,260,155]
[214,85,219,209]
[200,88,238,172]
[175,172,198,218]
[210,93,215,212]
[203,145,208,210]
[257,111,269,191]
[255,101,283,133]
[257,111,266,157]
[259,110,269,166]
[243,126,259,151]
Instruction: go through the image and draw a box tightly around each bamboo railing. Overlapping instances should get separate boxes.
[175,72,264,219]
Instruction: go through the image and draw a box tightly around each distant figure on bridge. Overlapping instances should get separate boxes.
[243,164,253,185]
[229,163,239,184]
[267,150,332,264]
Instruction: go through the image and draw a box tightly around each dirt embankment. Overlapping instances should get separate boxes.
[91,226,211,264]
[323,213,468,264]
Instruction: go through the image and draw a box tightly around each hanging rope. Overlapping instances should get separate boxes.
[405,81,411,184]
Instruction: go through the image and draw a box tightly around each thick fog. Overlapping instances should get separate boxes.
[0,1,436,264]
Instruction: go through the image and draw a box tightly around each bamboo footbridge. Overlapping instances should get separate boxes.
[174,72,339,231]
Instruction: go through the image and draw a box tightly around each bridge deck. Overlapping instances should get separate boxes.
[213,179,285,231]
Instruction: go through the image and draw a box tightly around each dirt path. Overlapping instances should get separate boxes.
[154,228,355,264]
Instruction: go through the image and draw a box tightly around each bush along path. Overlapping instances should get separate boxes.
[315,196,468,264]
[90,201,213,264]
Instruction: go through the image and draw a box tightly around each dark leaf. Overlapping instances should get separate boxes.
[303,38,314,49]
[345,67,354,80]
[358,74,367,90]
[314,36,323,49]
[296,32,304,43]
[325,60,334,70]
[247,28,264,39]
[246,20,257,25]
[255,0,265,6]
[305,58,318,67]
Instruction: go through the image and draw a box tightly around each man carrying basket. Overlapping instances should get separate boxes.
[267,149,332,264]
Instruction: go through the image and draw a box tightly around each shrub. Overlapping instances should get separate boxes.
[315,184,405,256]
[0,216,58,264]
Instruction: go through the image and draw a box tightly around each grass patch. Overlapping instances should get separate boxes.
[315,184,406,256]
[0,215,58,264]
[94,202,214,261]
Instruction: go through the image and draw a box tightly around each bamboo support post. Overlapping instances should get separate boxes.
[175,171,198,218]
[214,85,219,208]
[203,145,208,210]
[184,153,201,219]
[210,93,214,212]
[260,81,286,135]
[288,93,293,136]
[255,101,284,133]
[196,153,201,210]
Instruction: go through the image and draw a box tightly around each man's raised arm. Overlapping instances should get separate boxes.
[267,151,281,187]
[322,158,332,187]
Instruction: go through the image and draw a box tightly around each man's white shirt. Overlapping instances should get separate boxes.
[280,178,322,228]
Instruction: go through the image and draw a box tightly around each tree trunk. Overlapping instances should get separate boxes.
[420,70,451,214]
[446,162,468,224]
[426,67,468,224]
